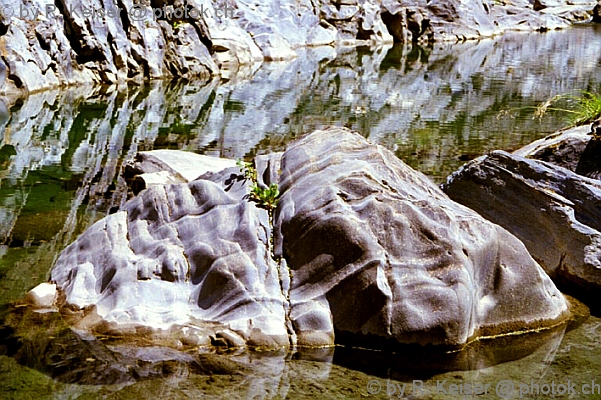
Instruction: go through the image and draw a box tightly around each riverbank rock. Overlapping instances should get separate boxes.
[51,168,290,348]
[50,128,569,351]
[274,127,568,349]
[513,124,592,172]
[442,151,601,304]
[0,0,590,94]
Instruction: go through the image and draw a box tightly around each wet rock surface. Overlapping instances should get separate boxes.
[443,150,601,307]
[50,127,569,351]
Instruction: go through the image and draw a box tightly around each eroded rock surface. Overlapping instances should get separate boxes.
[274,128,567,348]
[0,0,594,94]
[51,169,289,348]
[51,128,569,350]
[443,151,601,301]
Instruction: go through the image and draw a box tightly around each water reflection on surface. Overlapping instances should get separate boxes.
[1,304,600,399]
[0,304,581,399]
[1,24,601,399]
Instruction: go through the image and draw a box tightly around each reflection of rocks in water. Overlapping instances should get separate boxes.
[0,303,574,397]
[334,324,567,379]
[0,305,335,397]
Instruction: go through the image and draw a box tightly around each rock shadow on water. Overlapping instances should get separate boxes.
[332,323,569,381]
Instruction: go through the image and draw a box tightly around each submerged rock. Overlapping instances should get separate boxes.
[50,128,569,351]
[443,151,601,304]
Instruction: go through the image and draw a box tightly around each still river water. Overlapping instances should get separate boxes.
[0,24,600,399]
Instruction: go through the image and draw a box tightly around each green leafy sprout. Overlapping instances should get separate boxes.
[236,159,280,212]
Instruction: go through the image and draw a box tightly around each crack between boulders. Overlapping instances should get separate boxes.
[265,205,296,348]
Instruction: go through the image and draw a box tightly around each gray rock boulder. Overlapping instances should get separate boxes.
[442,150,601,302]
[51,171,290,348]
[274,127,568,349]
[513,124,592,172]
[51,128,570,351]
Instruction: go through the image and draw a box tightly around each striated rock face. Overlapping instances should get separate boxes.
[513,125,592,172]
[0,0,594,94]
[50,128,569,350]
[443,151,601,302]
[51,167,290,348]
[274,128,567,348]
[0,0,218,93]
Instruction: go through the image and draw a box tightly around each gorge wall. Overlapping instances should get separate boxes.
[0,0,597,95]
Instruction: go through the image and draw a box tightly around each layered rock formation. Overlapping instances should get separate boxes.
[443,150,601,303]
[49,127,569,351]
[513,125,592,172]
[0,0,596,94]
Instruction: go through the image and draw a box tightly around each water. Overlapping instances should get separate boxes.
[1,24,601,399]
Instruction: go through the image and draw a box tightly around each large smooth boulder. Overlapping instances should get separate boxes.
[443,151,601,301]
[51,128,569,351]
[274,127,568,349]
[51,169,290,348]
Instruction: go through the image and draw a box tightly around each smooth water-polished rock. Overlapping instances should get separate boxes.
[51,128,569,350]
[51,169,289,348]
[124,150,237,194]
[274,127,568,348]
[443,150,601,301]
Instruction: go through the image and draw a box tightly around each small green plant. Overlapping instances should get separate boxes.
[236,159,280,212]
[172,21,184,29]
[534,91,601,127]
